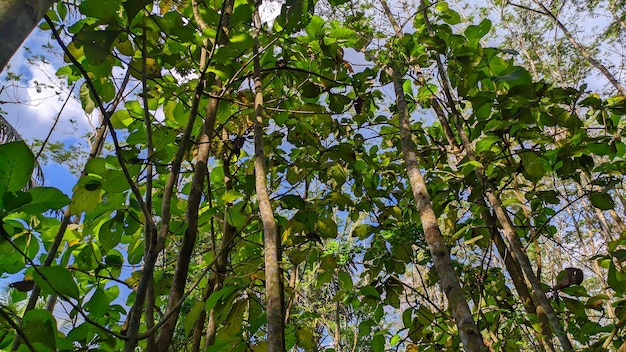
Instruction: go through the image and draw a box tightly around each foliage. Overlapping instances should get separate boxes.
[0,0,625,351]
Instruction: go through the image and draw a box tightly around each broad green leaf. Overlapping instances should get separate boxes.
[70,182,102,214]
[184,301,206,337]
[316,217,338,238]
[608,262,626,292]
[337,270,353,291]
[206,285,239,311]
[222,190,245,203]
[110,110,133,129]
[222,299,246,336]
[22,309,57,351]
[20,187,70,214]
[229,33,253,49]
[589,191,614,210]
[465,19,491,40]
[360,285,380,299]
[0,141,35,196]
[372,334,384,351]
[435,2,461,25]
[34,266,80,300]
[352,224,374,239]
[475,135,500,154]
[2,190,32,213]
[99,217,123,251]
[84,157,106,176]
[84,287,110,318]
[305,16,325,38]
[79,0,123,20]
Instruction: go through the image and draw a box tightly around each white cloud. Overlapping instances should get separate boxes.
[1,28,92,142]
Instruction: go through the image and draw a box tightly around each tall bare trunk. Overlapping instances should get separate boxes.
[252,10,285,351]
[390,67,485,351]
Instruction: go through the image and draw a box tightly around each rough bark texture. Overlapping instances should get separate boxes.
[391,69,486,352]
[485,191,573,350]
[253,22,285,351]
[154,91,219,350]
[0,0,55,72]
[378,1,485,350]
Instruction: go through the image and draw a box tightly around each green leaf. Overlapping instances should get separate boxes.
[465,19,491,40]
[22,309,57,351]
[475,135,500,154]
[360,285,380,299]
[229,32,253,49]
[111,110,133,128]
[34,266,80,300]
[316,217,338,238]
[84,157,107,176]
[372,334,384,351]
[184,301,206,337]
[123,0,151,24]
[2,190,32,213]
[0,141,35,196]
[352,224,374,239]
[205,285,239,311]
[79,83,95,114]
[337,270,353,291]
[589,191,614,210]
[84,288,110,318]
[20,187,70,214]
[305,16,325,38]
[222,190,245,203]
[608,262,626,292]
[99,217,123,252]
[79,0,123,20]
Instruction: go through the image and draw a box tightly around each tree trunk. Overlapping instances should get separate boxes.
[253,11,285,351]
[378,1,485,350]
[391,68,486,352]
[0,0,55,71]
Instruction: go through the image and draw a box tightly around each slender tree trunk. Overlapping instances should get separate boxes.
[485,191,573,350]
[252,9,285,351]
[378,2,485,350]
[125,2,233,349]
[390,67,485,351]
[202,133,237,348]
[334,270,341,352]
[412,1,573,346]
[418,39,554,350]
[0,0,56,71]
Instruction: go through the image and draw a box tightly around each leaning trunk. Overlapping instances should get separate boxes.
[0,0,56,71]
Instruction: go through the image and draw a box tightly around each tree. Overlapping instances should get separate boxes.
[1,0,626,351]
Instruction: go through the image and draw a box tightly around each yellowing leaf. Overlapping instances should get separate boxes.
[129,57,161,79]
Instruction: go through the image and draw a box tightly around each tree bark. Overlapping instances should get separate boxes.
[252,11,285,350]
[391,68,486,352]
[378,2,485,350]
[0,0,56,72]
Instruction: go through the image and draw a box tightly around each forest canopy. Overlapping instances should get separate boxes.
[0,0,626,351]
